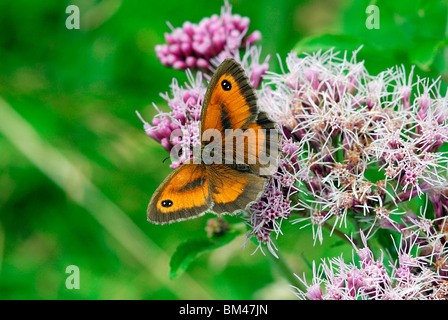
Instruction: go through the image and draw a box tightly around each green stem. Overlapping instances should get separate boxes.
[268,250,306,293]
[321,221,354,246]
[350,217,364,247]
[333,133,343,164]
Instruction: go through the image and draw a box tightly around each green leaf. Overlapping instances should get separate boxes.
[293,33,363,55]
[409,37,447,71]
[169,230,240,279]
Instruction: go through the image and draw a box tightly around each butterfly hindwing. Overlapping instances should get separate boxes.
[147,164,212,224]
[206,164,267,214]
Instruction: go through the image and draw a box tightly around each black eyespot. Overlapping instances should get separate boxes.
[221,79,231,91]
[161,200,173,207]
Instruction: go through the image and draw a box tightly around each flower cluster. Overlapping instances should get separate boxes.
[155,0,261,72]
[260,49,448,246]
[141,1,448,299]
[256,49,448,298]
[293,233,448,299]
[246,140,303,257]
[137,70,205,168]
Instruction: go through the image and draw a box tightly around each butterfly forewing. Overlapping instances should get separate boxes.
[201,59,258,136]
[201,59,279,176]
[242,111,279,176]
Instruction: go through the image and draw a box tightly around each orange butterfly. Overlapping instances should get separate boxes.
[148,58,278,224]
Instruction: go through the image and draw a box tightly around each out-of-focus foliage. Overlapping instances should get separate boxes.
[295,0,448,84]
[0,0,446,299]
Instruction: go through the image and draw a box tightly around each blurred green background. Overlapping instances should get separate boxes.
[0,0,446,299]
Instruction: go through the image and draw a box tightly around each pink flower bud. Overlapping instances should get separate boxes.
[245,30,261,44]
[172,60,187,70]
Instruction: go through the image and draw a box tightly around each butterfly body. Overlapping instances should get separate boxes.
[148,58,278,224]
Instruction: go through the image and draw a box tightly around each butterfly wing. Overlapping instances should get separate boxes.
[206,164,267,214]
[147,164,212,224]
[201,58,258,135]
[147,59,276,225]
[200,58,278,176]
[243,110,279,176]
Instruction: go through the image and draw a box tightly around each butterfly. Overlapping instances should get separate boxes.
[147,58,278,224]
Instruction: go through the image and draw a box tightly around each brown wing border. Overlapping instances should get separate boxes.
[200,58,259,136]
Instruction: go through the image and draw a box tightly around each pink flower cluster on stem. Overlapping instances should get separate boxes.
[155,1,261,71]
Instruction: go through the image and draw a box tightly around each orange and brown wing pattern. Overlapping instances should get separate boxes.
[200,58,279,176]
[222,110,279,176]
[243,111,279,175]
[200,58,258,136]
[147,164,212,224]
[206,164,267,214]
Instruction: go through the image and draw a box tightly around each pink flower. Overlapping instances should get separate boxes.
[137,70,206,168]
[155,1,261,72]
[293,233,447,299]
